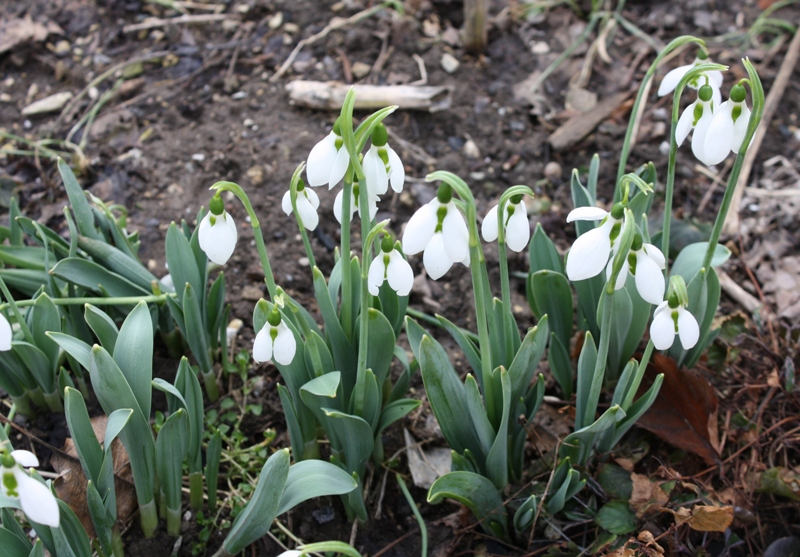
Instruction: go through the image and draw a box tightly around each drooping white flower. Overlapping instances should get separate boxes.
[658,53,723,106]
[481,197,530,252]
[363,124,405,197]
[650,298,700,350]
[253,313,296,366]
[282,182,320,231]
[0,313,11,351]
[333,182,379,225]
[368,237,414,296]
[565,205,624,282]
[1,450,60,527]
[604,238,666,305]
[198,194,237,265]
[676,84,716,166]
[402,186,469,280]
[306,119,350,189]
[276,551,303,557]
[701,83,752,166]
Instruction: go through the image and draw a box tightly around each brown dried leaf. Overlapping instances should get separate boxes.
[0,16,62,54]
[603,546,635,557]
[688,505,734,532]
[636,354,720,465]
[637,530,665,554]
[629,473,669,516]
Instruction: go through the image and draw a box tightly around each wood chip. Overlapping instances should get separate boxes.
[548,91,631,151]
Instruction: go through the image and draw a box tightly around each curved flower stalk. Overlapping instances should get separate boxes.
[658,49,723,106]
[676,83,717,165]
[253,306,296,365]
[565,203,625,282]
[0,312,11,351]
[363,123,405,197]
[198,192,238,265]
[702,82,752,166]
[482,195,529,252]
[605,235,666,305]
[306,117,349,189]
[368,236,413,296]
[402,185,470,280]
[1,449,60,527]
[650,277,699,350]
[333,181,379,225]
[282,179,320,231]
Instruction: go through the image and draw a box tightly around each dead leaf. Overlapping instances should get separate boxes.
[661,506,692,527]
[629,473,669,516]
[403,429,451,489]
[637,530,665,554]
[51,415,137,536]
[603,546,635,557]
[636,354,721,465]
[0,16,63,55]
[687,505,734,532]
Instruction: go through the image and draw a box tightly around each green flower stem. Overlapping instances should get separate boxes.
[340,176,354,339]
[661,62,728,268]
[0,294,173,312]
[139,498,158,539]
[43,390,63,413]
[701,58,764,273]
[166,506,181,536]
[0,276,35,345]
[496,185,534,366]
[396,474,427,557]
[426,171,496,423]
[614,35,705,194]
[110,526,125,557]
[288,163,317,269]
[210,181,277,299]
[624,339,654,409]
[189,471,204,511]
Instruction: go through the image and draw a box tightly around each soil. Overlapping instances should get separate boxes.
[1,0,800,556]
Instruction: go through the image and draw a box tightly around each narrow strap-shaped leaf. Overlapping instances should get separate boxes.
[50,258,149,298]
[64,387,103,483]
[321,410,373,478]
[365,308,396,388]
[485,368,512,490]
[112,301,153,418]
[59,159,101,240]
[76,236,158,291]
[428,471,507,538]
[312,267,356,390]
[436,315,481,377]
[376,398,420,435]
[464,375,494,456]
[48,333,91,370]
[507,318,549,403]
[277,460,357,515]
[83,304,119,352]
[182,282,212,374]
[165,223,203,306]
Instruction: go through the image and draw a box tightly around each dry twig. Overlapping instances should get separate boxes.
[122,13,232,33]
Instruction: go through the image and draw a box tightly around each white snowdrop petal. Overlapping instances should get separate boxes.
[643,243,666,269]
[402,202,438,255]
[708,70,723,89]
[710,85,722,109]
[277,551,303,557]
[702,108,735,166]
[387,251,414,296]
[442,204,470,264]
[677,308,700,349]
[676,102,696,147]
[329,145,350,189]
[506,206,530,252]
[17,472,60,528]
[692,108,715,164]
[731,105,751,154]
[387,147,405,193]
[650,309,676,350]
[281,191,293,216]
[202,215,237,265]
[367,255,386,296]
[272,323,296,366]
[653,300,670,317]
[566,206,608,223]
[252,327,273,363]
[657,64,690,97]
[423,233,453,280]
[306,187,321,209]
[566,223,612,281]
[0,314,11,351]
[364,147,388,196]
[10,450,39,468]
[306,133,338,187]
[197,213,213,250]
[296,196,319,231]
[481,205,499,242]
[635,252,666,305]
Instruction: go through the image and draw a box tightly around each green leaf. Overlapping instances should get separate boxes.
[548,333,573,399]
[113,301,153,418]
[28,540,44,557]
[83,304,119,352]
[428,471,507,538]
[11,342,55,393]
[597,464,633,501]
[436,315,481,377]
[419,335,484,467]
[165,223,202,302]
[574,331,597,431]
[322,410,373,476]
[528,223,563,277]
[182,282,212,374]
[76,235,158,291]
[670,242,731,283]
[0,245,48,270]
[530,271,572,345]
[300,372,343,424]
[205,429,222,511]
[365,309,396,388]
[595,500,637,535]
[86,482,112,556]
[48,333,91,370]
[155,409,189,512]
[50,258,149,298]
[303,331,335,378]
[507,319,549,403]
[221,449,290,555]
[64,387,103,483]
[312,267,356,392]
[464,374,494,456]
[376,398,420,435]
[485,368,511,490]
[277,460,358,515]
[0,527,34,557]
[59,159,101,240]
[28,294,61,371]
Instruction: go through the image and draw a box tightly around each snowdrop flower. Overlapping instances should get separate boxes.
[0,313,11,351]
[702,83,752,166]
[565,203,625,282]
[481,195,530,252]
[368,236,414,296]
[277,551,303,557]
[676,84,716,166]
[650,295,699,350]
[253,309,296,366]
[1,449,60,527]
[198,193,238,265]
[658,51,723,106]
[282,179,320,231]
[306,118,349,189]
[604,235,666,305]
[363,123,405,197]
[333,181,378,225]
[402,184,469,280]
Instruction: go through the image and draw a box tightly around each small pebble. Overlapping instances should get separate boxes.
[298,257,310,267]
[462,139,480,159]
[23,120,32,130]
[440,53,460,74]
[544,161,562,181]
[351,61,371,80]
[268,12,283,29]
[284,23,300,34]
[191,153,206,162]
[231,91,248,100]
[54,40,71,56]
[531,41,550,54]
[243,118,255,128]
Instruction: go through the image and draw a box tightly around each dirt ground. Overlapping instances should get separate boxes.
[1,0,799,555]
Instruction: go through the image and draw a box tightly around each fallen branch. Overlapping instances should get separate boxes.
[122,13,232,33]
[286,81,452,112]
[723,27,800,234]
